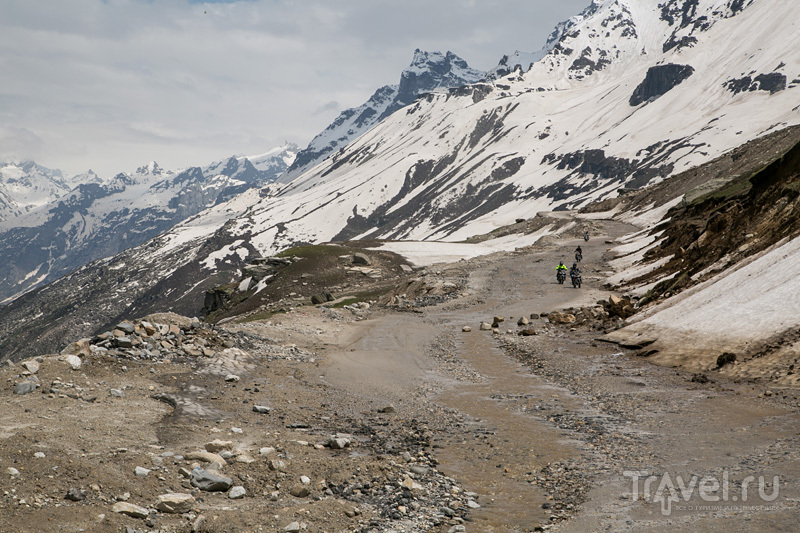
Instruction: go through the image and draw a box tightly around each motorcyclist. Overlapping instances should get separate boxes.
[575,245,583,262]
[556,261,567,283]
[570,262,581,279]
[584,230,589,241]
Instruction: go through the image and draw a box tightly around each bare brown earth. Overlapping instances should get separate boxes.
[2,217,800,533]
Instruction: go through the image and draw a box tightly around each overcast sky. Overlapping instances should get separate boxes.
[0,0,589,178]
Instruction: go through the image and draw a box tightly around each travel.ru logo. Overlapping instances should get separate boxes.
[624,470,780,516]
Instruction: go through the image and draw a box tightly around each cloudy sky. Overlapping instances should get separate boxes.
[0,0,589,178]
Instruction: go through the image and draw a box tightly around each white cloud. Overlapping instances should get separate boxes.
[0,0,589,178]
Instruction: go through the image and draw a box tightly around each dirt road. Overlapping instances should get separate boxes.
[321,219,800,532]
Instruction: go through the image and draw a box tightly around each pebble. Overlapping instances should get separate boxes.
[134,466,150,477]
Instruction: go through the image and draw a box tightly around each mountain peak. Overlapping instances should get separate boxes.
[136,161,167,176]
[400,50,484,99]
[282,48,487,181]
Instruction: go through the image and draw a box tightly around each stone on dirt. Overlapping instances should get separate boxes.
[21,360,40,374]
[290,486,310,498]
[548,311,576,324]
[112,502,149,518]
[13,382,37,395]
[479,322,492,331]
[462,326,472,332]
[185,451,227,465]
[65,488,87,501]
[204,440,233,453]
[228,486,246,499]
[325,437,351,450]
[156,493,195,514]
[284,522,302,532]
[63,354,82,370]
[190,468,233,492]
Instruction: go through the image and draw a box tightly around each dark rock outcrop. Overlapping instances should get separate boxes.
[630,64,695,106]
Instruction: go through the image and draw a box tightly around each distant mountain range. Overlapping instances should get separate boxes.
[0,160,103,222]
[0,145,297,303]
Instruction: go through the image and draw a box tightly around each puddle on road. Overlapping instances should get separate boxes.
[432,329,586,532]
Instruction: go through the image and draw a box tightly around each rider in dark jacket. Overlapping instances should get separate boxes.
[570,262,580,279]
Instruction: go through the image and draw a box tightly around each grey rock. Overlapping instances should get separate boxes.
[134,466,150,477]
[252,405,272,414]
[117,321,136,334]
[13,382,37,395]
[284,522,302,532]
[268,459,288,472]
[325,437,351,450]
[21,360,40,374]
[109,388,124,398]
[228,486,246,499]
[190,468,233,492]
[65,488,87,501]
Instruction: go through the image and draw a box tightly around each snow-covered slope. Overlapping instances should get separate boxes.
[281,50,486,181]
[211,0,799,259]
[0,160,103,222]
[0,145,297,302]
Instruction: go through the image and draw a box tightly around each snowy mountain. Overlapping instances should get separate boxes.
[0,160,103,222]
[1,0,799,361]
[0,145,297,303]
[281,50,486,181]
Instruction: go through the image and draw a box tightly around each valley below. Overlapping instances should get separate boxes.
[2,215,799,533]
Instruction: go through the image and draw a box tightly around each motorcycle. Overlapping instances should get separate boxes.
[584,231,589,242]
[575,251,582,262]
[571,272,582,289]
[557,270,566,284]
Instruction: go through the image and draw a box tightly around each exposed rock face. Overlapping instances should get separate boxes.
[630,64,695,106]
[724,72,787,95]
